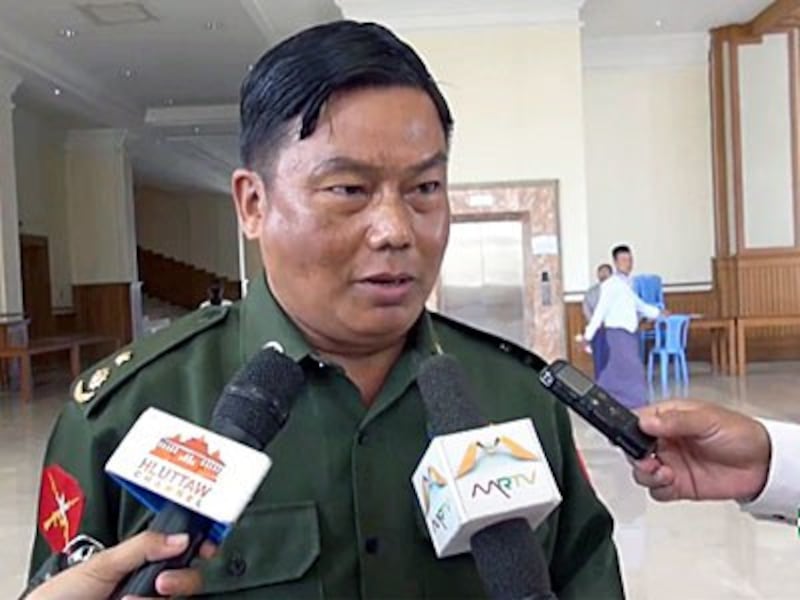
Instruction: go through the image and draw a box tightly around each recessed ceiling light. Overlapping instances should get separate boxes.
[247,63,254,72]
[205,20,222,31]
[655,19,663,28]
[58,28,78,39]
[165,98,174,106]
[120,68,135,79]
[53,87,62,96]
[193,126,201,134]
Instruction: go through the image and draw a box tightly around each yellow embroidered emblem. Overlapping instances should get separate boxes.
[88,367,110,391]
[114,350,133,367]
[72,380,94,404]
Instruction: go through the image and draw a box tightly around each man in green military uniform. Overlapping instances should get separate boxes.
[28,21,625,598]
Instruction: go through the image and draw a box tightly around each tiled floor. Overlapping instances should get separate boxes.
[2,363,800,598]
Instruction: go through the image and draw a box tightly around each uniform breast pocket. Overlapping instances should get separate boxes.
[199,502,322,599]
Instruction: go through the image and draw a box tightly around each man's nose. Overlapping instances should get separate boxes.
[366,192,413,251]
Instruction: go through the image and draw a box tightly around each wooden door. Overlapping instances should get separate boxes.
[20,234,54,339]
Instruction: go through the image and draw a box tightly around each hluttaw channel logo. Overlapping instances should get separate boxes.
[132,434,226,508]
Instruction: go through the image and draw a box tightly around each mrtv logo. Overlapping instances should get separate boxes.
[133,434,226,509]
[454,435,539,503]
[419,465,456,534]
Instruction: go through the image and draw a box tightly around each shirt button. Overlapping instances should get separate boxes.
[227,552,247,577]
[364,537,380,554]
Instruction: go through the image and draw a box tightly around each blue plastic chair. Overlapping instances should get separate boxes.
[634,275,665,358]
[647,315,691,394]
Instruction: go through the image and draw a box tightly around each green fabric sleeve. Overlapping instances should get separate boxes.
[28,402,120,580]
[550,404,626,599]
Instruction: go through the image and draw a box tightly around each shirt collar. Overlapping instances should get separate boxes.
[240,273,314,364]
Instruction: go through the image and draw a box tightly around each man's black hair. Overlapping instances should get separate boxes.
[598,263,613,273]
[612,245,632,260]
[239,20,454,171]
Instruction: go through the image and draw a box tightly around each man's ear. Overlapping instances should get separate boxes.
[232,168,268,240]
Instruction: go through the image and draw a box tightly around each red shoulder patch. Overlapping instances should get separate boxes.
[38,464,86,553]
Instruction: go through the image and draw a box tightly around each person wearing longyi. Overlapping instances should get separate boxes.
[582,263,613,377]
[583,245,662,409]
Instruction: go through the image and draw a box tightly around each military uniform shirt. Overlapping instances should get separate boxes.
[29,274,625,599]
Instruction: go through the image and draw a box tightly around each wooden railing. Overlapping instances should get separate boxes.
[137,247,241,310]
[713,252,800,360]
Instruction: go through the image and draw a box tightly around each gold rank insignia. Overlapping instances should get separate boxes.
[73,366,111,405]
[72,380,94,404]
[114,350,133,367]
[88,367,110,391]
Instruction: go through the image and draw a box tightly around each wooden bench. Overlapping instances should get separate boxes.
[641,315,737,375]
[0,335,119,402]
[735,315,800,375]
[687,317,737,376]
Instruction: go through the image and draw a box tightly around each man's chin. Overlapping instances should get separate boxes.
[349,304,423,338]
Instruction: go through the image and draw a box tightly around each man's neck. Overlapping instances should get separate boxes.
[321,342,406,407]
[293,316,408,407]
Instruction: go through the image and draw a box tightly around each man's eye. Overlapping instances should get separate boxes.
[416,181,442,194]
[328,185,368,196]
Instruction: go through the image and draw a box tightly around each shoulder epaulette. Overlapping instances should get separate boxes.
[429,311,547,371]
[72,305,231,417]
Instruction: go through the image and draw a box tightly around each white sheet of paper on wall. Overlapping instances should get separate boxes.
[465,194,494,208]
[531,235,559,256]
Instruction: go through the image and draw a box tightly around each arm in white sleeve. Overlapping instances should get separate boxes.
[584,282,612,342]
[634,295,661,321]
[740,418,800,523]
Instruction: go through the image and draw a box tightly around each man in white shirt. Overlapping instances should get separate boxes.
[583,245,662,408]
[631,399,799,523]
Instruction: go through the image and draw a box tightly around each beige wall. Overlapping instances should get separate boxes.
[739,33,794,249]
[583,64,714,285]
[406,24,591,292]
[135,186,239,280]
[13,106,73,307]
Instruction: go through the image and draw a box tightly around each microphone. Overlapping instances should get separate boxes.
[106,347,305,598]
[414,354,559,600]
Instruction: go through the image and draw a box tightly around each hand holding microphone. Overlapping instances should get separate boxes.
[104,347,305,598]
[26,531,213,600]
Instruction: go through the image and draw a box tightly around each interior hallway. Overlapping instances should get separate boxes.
[2,363,800,599]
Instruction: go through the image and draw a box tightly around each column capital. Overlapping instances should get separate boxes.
[66,129,129,152]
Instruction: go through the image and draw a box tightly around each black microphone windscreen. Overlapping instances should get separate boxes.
[210,347,305,450]
[417,354,487,436]
[470,519,554,600]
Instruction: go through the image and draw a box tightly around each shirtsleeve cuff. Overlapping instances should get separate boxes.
[739,418,800,523]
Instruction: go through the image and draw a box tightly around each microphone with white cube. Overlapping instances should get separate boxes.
[413,354,560,600]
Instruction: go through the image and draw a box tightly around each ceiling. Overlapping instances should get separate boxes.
[0,0,342,193]
[0,0,777,194]
[581,0,773,38]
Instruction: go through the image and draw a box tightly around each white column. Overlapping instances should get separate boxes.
[65,129,138,284]
[0,66,22,316]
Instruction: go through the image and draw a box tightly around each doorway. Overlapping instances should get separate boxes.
[439,219,526,346]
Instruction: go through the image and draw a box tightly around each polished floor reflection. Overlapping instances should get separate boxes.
[2,364,800,598]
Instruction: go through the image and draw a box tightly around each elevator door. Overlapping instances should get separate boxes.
[439,220,526,346]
